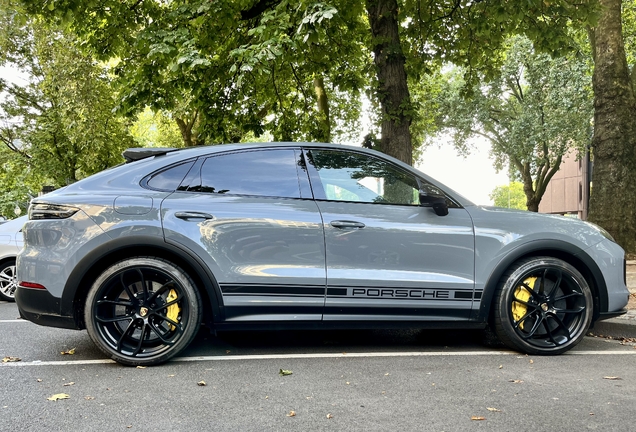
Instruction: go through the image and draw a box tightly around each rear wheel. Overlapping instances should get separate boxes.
[0,260,17,302]
[493,257,593,355]
[85,257,202,366]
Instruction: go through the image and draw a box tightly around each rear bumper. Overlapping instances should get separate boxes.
[15,286,78,330]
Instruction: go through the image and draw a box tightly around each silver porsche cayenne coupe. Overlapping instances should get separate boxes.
[15,143,629,366]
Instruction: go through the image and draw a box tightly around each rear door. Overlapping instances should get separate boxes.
[305,148,476,322]
[161,148,326,322]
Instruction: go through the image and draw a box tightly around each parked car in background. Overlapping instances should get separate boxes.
[0,215,27,301]
[15,143,630,366]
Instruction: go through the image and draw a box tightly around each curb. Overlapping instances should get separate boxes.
[589,310,636,340]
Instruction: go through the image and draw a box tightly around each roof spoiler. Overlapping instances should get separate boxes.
[122,147,178,163]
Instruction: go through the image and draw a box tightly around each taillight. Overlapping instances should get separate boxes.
[19,282,47,290]
[29,204,79,220]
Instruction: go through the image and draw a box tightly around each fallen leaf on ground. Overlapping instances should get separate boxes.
[85,396,95,400]
[508,379,523,383]
[287,410,296,417]
[487,408,501,412]
[63,382,75,387]
[279,369,293,376]
[326,413,333,419]
[197,381,207,386]
[498,365,503,369]
[603,376,622,380]
[471,416,486,421]
[60,348,75,355]
[2,356,21,363]
[529,359,534,364]
[47,393,70,401]
[136,366,146,369]
[36,379,42,382]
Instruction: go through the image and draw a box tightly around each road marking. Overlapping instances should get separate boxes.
[0,319,27,323]
[2,349,636,367]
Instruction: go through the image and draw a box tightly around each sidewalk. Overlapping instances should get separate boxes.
[588,260,636,340]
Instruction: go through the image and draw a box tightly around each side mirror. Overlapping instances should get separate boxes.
[419,190,449,217]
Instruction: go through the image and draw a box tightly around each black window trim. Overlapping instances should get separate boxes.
[141,158,198,192]
[302,147,462,209]
[181,147,308,200]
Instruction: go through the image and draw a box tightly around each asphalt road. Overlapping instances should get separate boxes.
[2,300,635,431]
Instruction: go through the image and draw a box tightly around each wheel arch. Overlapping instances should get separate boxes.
[61,236,222,328]
[475,240,607,324]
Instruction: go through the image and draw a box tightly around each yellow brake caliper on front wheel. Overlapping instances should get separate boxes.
[166,289,180,331]
[512,277,536,330]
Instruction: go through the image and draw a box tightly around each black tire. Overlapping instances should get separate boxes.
[0,260,17,302]
[493,257,593,355]
[85,257,202,366]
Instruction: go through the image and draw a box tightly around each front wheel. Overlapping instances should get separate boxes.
[493,257,593,355]
[0,260,17,302]
[85,257,202,366]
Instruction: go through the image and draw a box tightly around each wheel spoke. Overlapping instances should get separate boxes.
[520,314,545,340]
[159,296,182,309]
[539,268,548,294]
[147,281,176,303]
[131,324,148,357]
[96,299,134,307]
[553,306,585,315]
[148,321,176,345]
[547,312,572,341]
[137,268,149,303]
[95,313,134,323]
[513,309,539,330]
[553,292,582,302]
[116,319,137,352]
[512,297,539,309]
[546,270,562,299]
[520,282,541,300]
[120,273,138,305]
[542,318,561,346]
[151,312,182,332]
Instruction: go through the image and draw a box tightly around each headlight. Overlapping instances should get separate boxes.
[29,203,79,220]
[585,221,616,243]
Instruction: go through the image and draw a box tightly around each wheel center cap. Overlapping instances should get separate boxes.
[139,307,149,317]
[540,303,549,312]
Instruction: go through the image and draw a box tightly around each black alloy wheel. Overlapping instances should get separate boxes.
[494,257,593,355]
[85,257,202,366]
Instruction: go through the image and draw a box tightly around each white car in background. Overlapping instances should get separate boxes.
[0,216,27,301]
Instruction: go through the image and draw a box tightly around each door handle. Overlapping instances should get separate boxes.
[330,220,365,229]
[175,211,214,220]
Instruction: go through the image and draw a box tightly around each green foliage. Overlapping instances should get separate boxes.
[130,108,184,148]
[430,36,593,210]
[490,181,527,210]
[0,0,135,195]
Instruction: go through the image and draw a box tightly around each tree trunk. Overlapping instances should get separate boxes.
[313,76,331,142]
[587,0,636,255]
[175,111,203,147]
[365,0,413,165]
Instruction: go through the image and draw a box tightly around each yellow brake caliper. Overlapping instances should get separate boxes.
[512,277,536,330]
[166,289,180,331]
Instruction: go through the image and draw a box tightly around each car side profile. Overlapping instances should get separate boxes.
[0,215,27,302]
[15,143,629,366]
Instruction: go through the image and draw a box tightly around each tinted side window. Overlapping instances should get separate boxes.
[146,161,195,191]
[308,150,419,205]
[196,149,301,198]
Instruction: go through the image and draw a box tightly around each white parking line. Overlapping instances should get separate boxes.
[2,349,635,367]
[0,319,27,323]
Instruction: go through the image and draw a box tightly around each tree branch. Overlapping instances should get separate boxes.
[241,0,282,20]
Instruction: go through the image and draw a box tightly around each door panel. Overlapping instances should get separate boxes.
[319,202,475,321]
[161,149,326,321]
[305,148,476,321]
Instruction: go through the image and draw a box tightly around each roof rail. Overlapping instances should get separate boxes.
[122,147,178,163]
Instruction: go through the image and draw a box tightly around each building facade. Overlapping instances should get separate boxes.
[538,151,590,220]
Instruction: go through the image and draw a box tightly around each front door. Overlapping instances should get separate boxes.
[305,149,475,322]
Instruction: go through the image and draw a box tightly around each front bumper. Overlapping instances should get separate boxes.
[14,286,79,329]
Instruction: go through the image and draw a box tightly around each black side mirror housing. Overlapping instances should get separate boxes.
[419,190,449,216]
